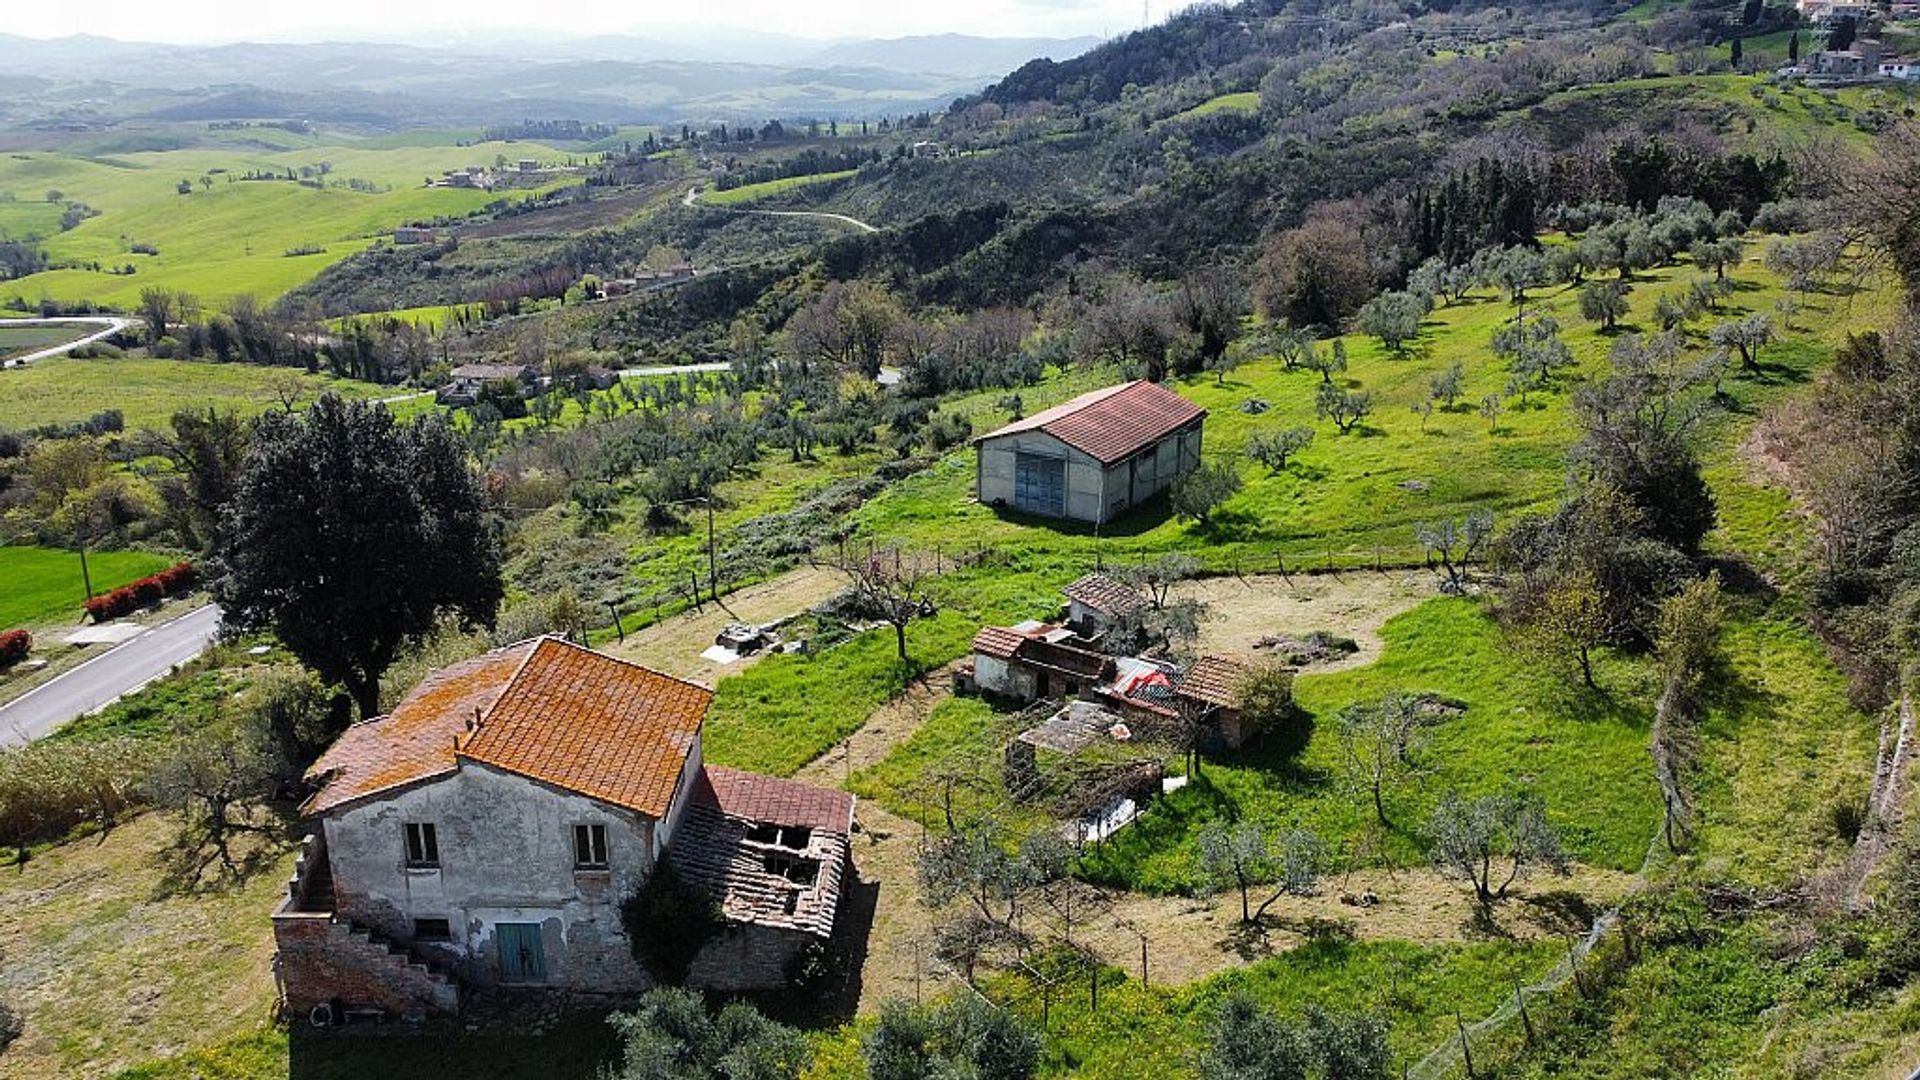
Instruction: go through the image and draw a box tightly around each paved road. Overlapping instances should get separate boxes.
[0,316,131,369]
[618,362,731,377]
[0,604,222,745]
[683,186,878,234]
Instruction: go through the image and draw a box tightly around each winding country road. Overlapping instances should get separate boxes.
[0,316,131,369]
[0,604,222,745]
[683,186,878,234]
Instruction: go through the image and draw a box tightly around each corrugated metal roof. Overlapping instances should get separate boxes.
[975,381,1206,465]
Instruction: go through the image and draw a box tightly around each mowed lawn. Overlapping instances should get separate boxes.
[0,546,172,629]
[0,354,390,431]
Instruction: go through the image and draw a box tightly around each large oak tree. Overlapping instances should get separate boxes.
[216,395,502,720]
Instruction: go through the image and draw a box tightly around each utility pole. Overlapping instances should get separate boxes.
[78,545,93,601]
[705,497,718,602]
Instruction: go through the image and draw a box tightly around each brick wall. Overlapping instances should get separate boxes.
[273,911,460,1018]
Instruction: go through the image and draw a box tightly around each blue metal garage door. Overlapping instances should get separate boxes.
[1014,453,1066,516]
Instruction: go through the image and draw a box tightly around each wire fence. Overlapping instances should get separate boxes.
[1404,909,1619,1080]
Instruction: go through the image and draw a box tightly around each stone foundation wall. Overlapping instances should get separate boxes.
[685,924,816,992]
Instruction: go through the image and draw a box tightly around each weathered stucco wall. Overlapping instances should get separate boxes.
[973,653,1038,699]
[319,757,674,994]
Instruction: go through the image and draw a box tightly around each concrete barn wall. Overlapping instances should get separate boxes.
[1113,423,1203,509]
[975,431,1105,523]
[320,760,668,994]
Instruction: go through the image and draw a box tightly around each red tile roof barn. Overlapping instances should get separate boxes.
[1063,572,1146,617]
[302,641,536,815]
[1178,655,1250,710]
[975,380,1206,465]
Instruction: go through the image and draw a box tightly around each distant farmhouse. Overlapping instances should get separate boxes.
[437,362,538,406]
[973,380,1206,524]
[392,226,436,245]
[273,637,856,1018]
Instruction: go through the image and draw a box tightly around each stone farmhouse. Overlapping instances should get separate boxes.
[973,380,1206,524]
[272,637,855,1019]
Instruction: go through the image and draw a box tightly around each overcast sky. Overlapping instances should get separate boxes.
[12,0,1191,44]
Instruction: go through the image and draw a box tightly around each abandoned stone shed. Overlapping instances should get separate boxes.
[973,380,1206,524]
[272,636,855,1019]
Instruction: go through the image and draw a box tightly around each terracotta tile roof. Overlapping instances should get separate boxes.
[1063,573,1145,618]
[302,641,536,816]
[458,638,709,819]
[670,766,853,937]
[692,765,856,834]
[975,380,1206,465]
[972,625,1026,660]
[1178,655,1250,710]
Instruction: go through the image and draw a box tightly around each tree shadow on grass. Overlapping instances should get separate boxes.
[151,802,303,899]
[1192,506,1262,543]
[1517,888,1597,938]
[1738,359,1809,386]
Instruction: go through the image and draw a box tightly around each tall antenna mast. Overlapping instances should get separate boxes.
[1143,0,1150,28]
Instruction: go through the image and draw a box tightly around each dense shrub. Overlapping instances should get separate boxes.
[0,630,29,670]
[82,563,197,622]
[155,562,197,593]
[129,576,164,608]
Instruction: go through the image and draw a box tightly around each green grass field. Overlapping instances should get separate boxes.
[702,170,859,206]
[0,546,172,629]
[1170,91,1262,122]
[0,140,581,310]
[0,321,93,359]
[0,353,391,431]
[854,244,1890,573]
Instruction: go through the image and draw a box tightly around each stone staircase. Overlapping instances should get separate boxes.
[273,831,462,1018]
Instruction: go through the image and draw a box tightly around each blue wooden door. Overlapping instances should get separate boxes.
[496,922,546,982]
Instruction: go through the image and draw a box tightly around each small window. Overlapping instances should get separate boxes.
[574,824,608,869]
[404,822,439,868]
[413,918,452,942]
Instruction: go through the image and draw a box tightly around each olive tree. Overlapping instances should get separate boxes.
[1428,790,1570,906]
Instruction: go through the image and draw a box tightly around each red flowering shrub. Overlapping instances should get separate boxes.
[129,576,164,608]
[0,630,29,669]
[155,562,197,594]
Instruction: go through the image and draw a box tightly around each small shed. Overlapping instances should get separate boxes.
[973,381,1205,524]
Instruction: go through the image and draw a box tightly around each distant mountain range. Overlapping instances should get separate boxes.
[0,31,1103,130]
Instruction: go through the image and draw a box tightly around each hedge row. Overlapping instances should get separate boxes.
[83,562,198,623]
[0,630,28,670]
